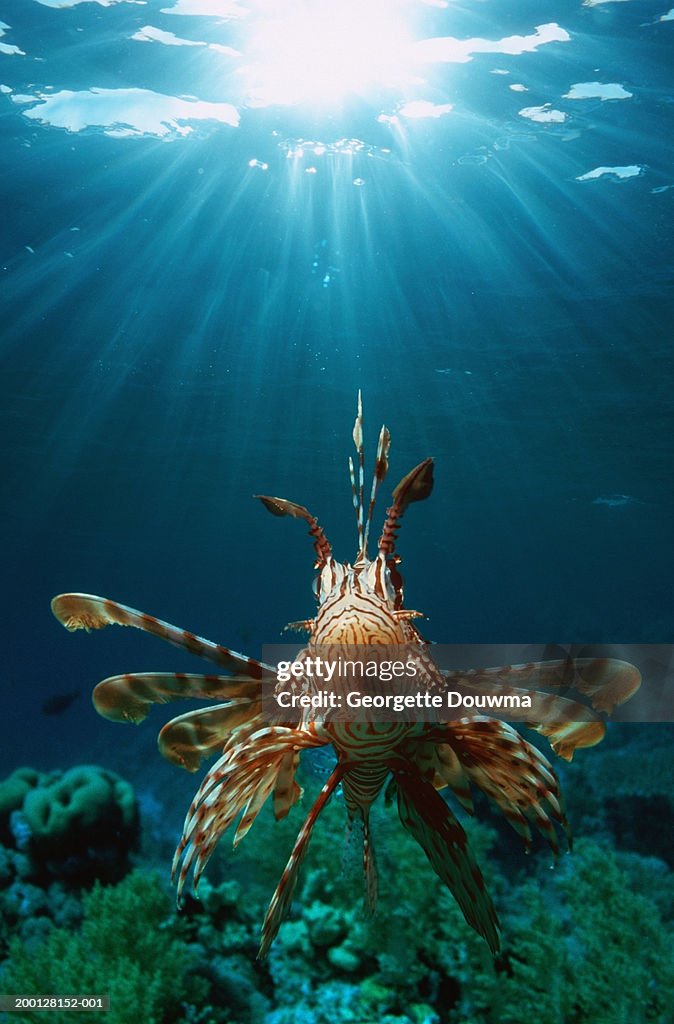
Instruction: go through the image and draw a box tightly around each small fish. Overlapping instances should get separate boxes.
[304,745,338,779]
[592,494,645,508]
[41,690,80,716]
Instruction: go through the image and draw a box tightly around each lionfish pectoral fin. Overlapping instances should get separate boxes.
[272,751,303,820]
[527,657,641,760]
[51,593,274,677]
[92,671,260,725]
[529,719,605,761]
[567,657,642,714]
[394,764,500,954]
[441,657,641,762]
[157,700,263,771]
[345,810,379,914]
[432,719,570,853]
[258,764,343,958]
[173,727,328,904]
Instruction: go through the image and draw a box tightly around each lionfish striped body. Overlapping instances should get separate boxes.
[51,394,641,956]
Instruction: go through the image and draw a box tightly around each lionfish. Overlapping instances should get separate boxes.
[51,394,640,956]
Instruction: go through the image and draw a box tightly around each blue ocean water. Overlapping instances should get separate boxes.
[0,2,672,1017]
[3,0,672,764]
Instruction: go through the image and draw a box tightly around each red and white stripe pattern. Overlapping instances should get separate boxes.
[51,394,641,958]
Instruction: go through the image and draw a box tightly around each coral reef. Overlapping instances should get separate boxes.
[561,725,674,865]
[159,768,674,1024]
[0,765,138,884]
[0,871,191,1024]
[0,739,672,1024]
[0,769,42,846]
[233,796,674,1024]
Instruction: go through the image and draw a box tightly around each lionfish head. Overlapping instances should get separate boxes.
[256,393,434,631]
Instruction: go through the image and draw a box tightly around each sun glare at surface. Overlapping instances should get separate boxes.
[241,0,417,107]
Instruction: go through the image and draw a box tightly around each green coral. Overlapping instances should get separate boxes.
[0,765,139,882]
[22,765,137,856]
[0,768,44,843]
[2,744,671,1024]
[561,727,674,865]
[557,840,674,1023]
[219,769,674,1024]
[0,870,192,1024]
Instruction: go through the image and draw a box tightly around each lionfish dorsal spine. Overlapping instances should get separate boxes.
[351,390,392,563]
[363,424,391,558]
[349,390,366,557]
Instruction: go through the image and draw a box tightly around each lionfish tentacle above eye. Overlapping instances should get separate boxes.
[255,496,332,570]
[378,456,434,608]
[51,393,642,958]
[379,457,435,558]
